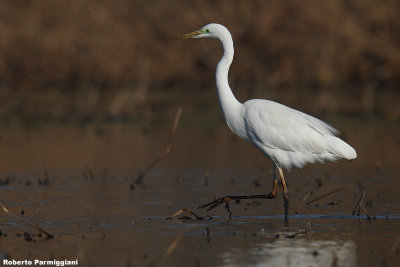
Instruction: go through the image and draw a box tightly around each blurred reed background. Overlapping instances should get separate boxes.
[0,0,399,124]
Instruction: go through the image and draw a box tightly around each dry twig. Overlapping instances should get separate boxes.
[351,191,371,222]
[0,202,53,239]
[167,208,203,220]
[306,186,350,205]
[42,158,50,181]
[294,191,313,214]
[85,165,95,180]
[149,226,195,266]
[136,107,182,184]
[383,235,400,264]
[285,221,312,238]
[352,191,366,216]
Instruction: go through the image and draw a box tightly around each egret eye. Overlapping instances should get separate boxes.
[205,29,210,33]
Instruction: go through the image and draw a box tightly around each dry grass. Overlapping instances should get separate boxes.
[0,0,399,120]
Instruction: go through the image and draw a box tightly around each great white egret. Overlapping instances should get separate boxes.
[175,23,357,222]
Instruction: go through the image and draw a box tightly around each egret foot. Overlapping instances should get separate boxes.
[198,192,277,219]
[198,174,278,219]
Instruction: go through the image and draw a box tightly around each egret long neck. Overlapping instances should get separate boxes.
[215,34,242,122]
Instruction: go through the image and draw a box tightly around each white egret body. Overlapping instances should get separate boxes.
[175,23,357,221]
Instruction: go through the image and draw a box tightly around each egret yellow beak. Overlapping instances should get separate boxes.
[173,30,203,40]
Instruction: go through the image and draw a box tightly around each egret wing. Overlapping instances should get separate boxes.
[243,100,338,154]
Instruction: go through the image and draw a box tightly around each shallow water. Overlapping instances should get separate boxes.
[0,123,399,266]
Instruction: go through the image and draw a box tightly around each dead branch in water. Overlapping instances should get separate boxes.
[285,221,312,238]
[352,191,366,216]
[0,202,53,239]
[85,165,95,180]
[135,107,182,184]
[42,158,50,181]
[383,235,400,265]
[351,191,371,222]
[294,191,313,214]
[167,208,203,220]
[306,185,350,205]
[149,225,195,267]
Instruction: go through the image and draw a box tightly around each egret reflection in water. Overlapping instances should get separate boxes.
[221,239,356,267]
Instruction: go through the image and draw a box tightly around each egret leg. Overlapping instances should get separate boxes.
[198,170,278,219]
[277,167,289,223]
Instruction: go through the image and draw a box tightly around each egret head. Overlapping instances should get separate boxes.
[174,23,228,40]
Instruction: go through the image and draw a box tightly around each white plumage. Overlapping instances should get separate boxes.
[175,23,357,221]
[242,99,357,169]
